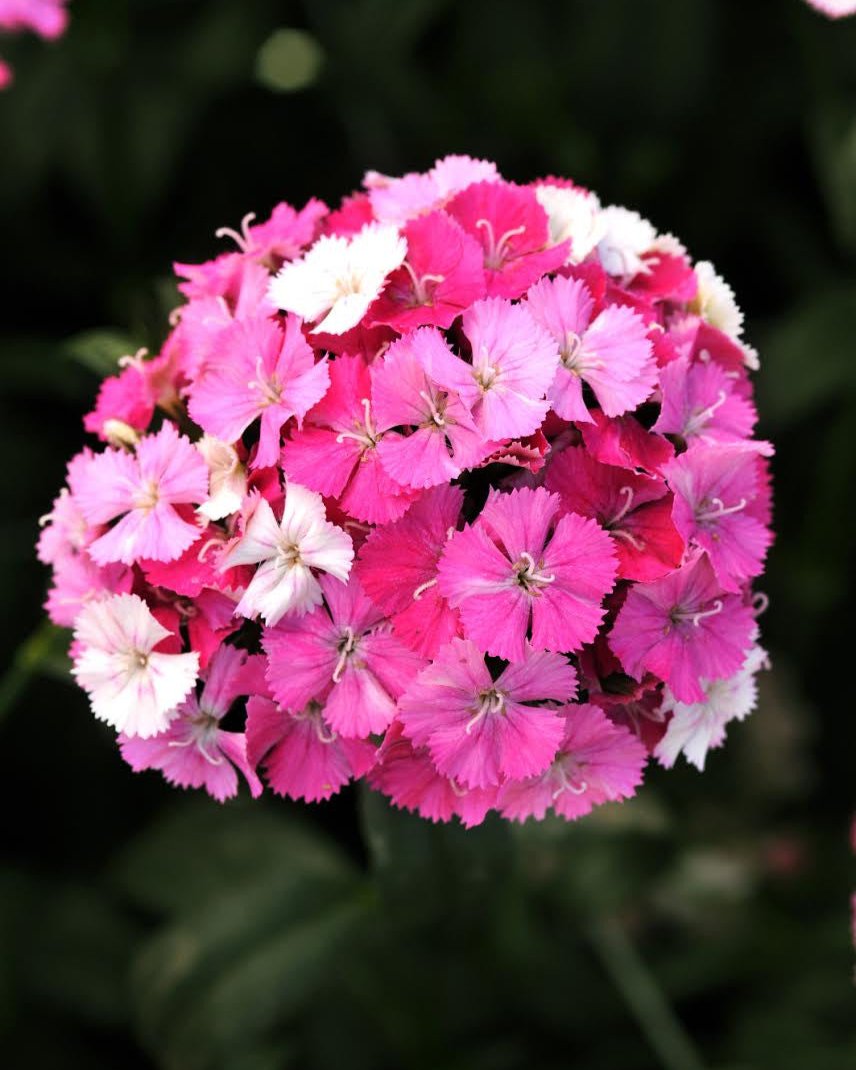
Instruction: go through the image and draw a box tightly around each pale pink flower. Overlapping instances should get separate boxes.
[263,574,424,739]
[365,155,499,224]
[526,275,656,421]
[268,222,407,335]
[805,1,856,17]
[438,297,559,440]
[498,703,648,821]
[70,423,208,565]
[398,638,577,789]
[609,552,756,704]
[72,593,199,738]
[118,645,265,801]
[223,485,354,626]
[655,643,769,770]
[45,553,132,628]
[371,327,494,489]
[195,435,247,521]
[188,313,330,469]
[438,487,617,663]
[281,353,417,523]
[356,485,463,658]
[246,695,376,802]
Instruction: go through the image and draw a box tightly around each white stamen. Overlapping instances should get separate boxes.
[412,577,438,601]
[215,212,257,253]
[475,219,526,270]
[332,626,356,683]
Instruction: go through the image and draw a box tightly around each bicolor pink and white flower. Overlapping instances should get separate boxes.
[40,156,773,826]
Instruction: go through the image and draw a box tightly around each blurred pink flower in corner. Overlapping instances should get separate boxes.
[805,0,856,17]
[0,0,70,87]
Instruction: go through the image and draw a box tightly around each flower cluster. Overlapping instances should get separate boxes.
[0,0,69,88]
[39,155,773,824]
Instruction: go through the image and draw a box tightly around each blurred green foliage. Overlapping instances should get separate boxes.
[1,1,855,1067]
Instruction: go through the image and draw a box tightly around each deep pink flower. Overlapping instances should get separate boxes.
[446,181,568,298]
[263,574,424,738]
[663,442,773,592]
[118,645,265,802]
[246,695,376,802]
[439,297,559,440]
[498,703,648,821]
[356,485,463,658]
[526,275,656,421]
[580,409,675,474]
[545,446,684,581]
[188,313,329,469]
[70,423,208,565]
[368,211,485,331]
[609,552,756,704]
[438,487,617,662]
[281,353,417,523]
[398,638,577,789]
[371,327,494,488]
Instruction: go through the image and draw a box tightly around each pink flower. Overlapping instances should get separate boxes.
[805,1,856,17]
[118,645,265,801]
[580,409,674,474]
[545,446,684,582]
[0,0,69,38]
[368,211,485,331]
[72,593,199,738]
[438,487,617,662]
[398,638,577,789]
[365,154,499,224]
[371,327,493,489]
[526,275,656,421]
[663,442,773,592]
[188,313,329,469]
[439,297,559,440]
[609,553,756,704]
[446,181,568,298]
[498,703,648,821]
[281,353,417,523]
[263,574,424,738]
[44,554,132,629]
[356,485,463,658]
[70,423,208,565]
[369,721,497,826]
[652,356,757,444]
[215,199,328,265]
[245,695,376,802]
[223,485,354,626]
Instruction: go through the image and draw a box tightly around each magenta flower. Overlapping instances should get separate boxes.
[438,487,617,662]
[653,356,756,444]
[281,353,417,524]
[447,181,568,298]
[439,297,559,440]
[497,703,648,821]
[188,313,329,469]
[118,645,265,802]
[526,274,656,421]
[545,445,684,582]
[371,327,493,488]
[663,442,773,592]
[357,485,463,658]
[263,574,424,738]
[398,638,577,789]
[246,695,376,803]
[609,552,756,704]
[71,422,208,565]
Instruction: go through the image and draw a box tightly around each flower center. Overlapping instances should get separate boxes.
[466,688,506,734]
[514,550,556,592]
[335,398,380,452]
[399,259,445,306]
[332,626,358,683]
[475,219,527,270]
[134,479,160,513]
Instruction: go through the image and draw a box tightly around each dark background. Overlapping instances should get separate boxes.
[1,1,855,1067]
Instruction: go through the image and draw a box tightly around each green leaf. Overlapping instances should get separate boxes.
[63,328,143,377]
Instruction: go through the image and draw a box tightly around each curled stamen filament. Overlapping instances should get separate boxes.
[517,550,556,587]
[118,347,149,371]
[168,736,224,766]
[552,763,588,800]
[610,528,645,551]
[691,599,723,627]
[696,496,747,523]
[399,259,446,305]
[609,486,635,527]
[335,398,377,447]
[332,627,356,683]
[215,212,257,253]
[412,577,438,601]
[752,591,769,617]
[465,690,505,735]
[475,219,527,269]
[684,389,728,436]
[449,777,468,798]
[197,537,223,563]
[419,389,446,427]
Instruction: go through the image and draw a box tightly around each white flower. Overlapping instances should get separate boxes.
[535,184,604,264]
[596,206,657,280]
[693,260,744,341]
[655,644,769,771]
[196,435,247,521]
[72,593,199,738]
[224,484,353,626]
[268,222,406,335]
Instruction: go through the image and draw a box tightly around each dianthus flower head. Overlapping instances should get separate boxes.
[40,155,773,828]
